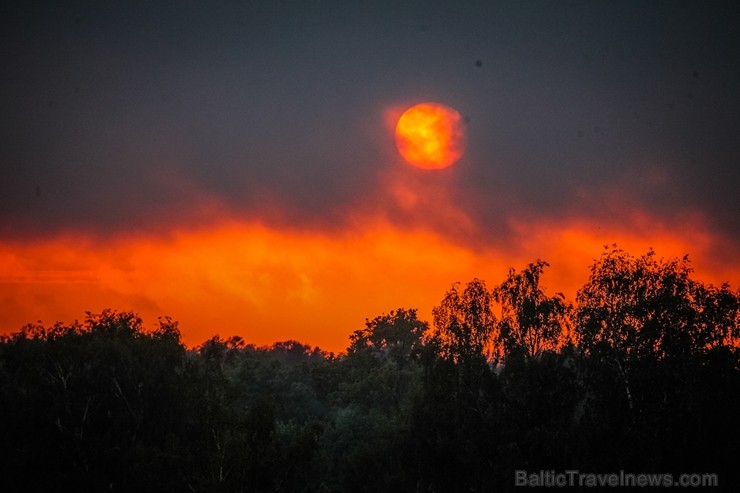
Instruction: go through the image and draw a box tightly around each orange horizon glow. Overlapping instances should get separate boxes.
[2,105,737,353]
[394,102,466,169]
[1,212,737,354]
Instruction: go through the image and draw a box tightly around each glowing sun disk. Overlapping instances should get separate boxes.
[395,102,466,169]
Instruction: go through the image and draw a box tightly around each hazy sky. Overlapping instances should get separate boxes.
[2,1,739,350]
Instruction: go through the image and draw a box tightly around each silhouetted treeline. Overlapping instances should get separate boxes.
[1,247,738,492]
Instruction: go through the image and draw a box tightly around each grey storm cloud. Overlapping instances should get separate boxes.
[2,0,739,248]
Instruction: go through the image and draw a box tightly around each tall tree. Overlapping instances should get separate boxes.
[575,246,740,415]
[344,308,427,413]
[432,279,497,363]
[349,308,428,367]
[492,260,568,359]
[575,246,735,360]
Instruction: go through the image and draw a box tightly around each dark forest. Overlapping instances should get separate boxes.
[1,247,738,492]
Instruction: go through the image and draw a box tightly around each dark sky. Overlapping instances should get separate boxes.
[2,0,740,251]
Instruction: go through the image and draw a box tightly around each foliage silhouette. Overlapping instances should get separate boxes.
[493,260,568,359]
[1,247,738,491]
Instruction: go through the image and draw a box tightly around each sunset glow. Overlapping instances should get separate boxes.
[1,210,735,353]
[2,1,738,357]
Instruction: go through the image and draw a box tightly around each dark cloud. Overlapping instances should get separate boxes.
[2,1,739,251]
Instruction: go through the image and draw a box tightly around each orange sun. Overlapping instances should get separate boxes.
[394,102,466,169]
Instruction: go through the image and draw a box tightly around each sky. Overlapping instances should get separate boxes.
[2,0,739,352]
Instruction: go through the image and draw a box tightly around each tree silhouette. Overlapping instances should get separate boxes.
[1,249,738,492]
[432,278,497,363]
[349,308,427,366]
[347,308,427,413]
[573,246,740,480]
[575,247,739,414]
[493,260,567,359]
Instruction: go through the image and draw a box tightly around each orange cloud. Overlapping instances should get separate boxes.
[0,221,498,351]
[2,149,737,353]
[504,212,732,300]
[1,209,737,354]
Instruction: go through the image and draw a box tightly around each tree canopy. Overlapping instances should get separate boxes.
[1,246,738,492]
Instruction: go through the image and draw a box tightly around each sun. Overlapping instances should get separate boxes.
[394,102,467,169]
